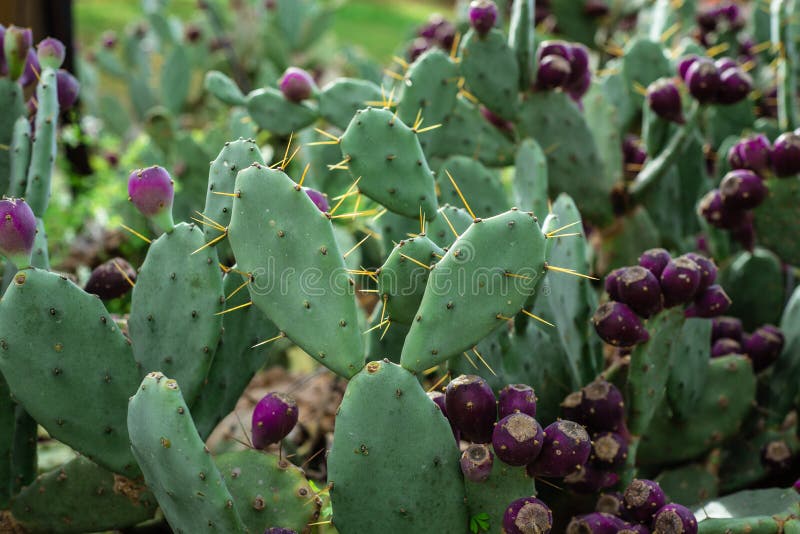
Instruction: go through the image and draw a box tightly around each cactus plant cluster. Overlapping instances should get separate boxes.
[0,0,800,532]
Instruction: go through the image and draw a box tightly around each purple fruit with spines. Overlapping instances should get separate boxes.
[592,301,650,347]
[623,479,666,524]
[579,379,626,433]
[468,0,498,36]
[659,257,702,307]
[604,268,625,300]
[677,55,699,80]
[712,316,743,342]
[564,464,619,494]
[590,432,628,468]
[616,266,663,318]
[36,37,65,70]
[0,198,36,268]
[84,257,137,300]
[761,439,794,471]
[728,134,771,176]
[537,40,570,61]
[56,69,80,110]
[623,136,648,180]
[407,38,431,62]
[460,443,494,482]
[685,58,720,104]
[770,132,800,177]
[652,503,698,534]
[683,253,717,292]
[492,413,544,466]
[711,337,741,357]
[567,69,592,101]
[793,478,800,494]
[685,284,732,318]
[698,189,745,230]
[279,67,317,103]
[566,512,627,534]
[714,57,738,74]
[427,390,459,441]
[560,391,583,422]
[536,55,571,90]
[527,419,591,477]
[4,25,32,80]
[638,248,671,279]
[619,523,650,534]
[127,166,175,232]
[251,392,298,449]
[566,43,590,86]
[445,374,496,443]
[498,383,537,419]
[503,496,553,534]
[302,187,329,213]
[417,14,447,39]
[647,79,684,124]
[18,48,39,88]
[745,325,784,372]
[716,67,752,105]
[595,491,625,517]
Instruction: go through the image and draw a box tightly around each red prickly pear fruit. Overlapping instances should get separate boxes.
[84,257,137,300]
[647,78,684,124]
[492,413,544,466]
[712,316,743,342]
[592,301,650,347]
[498,383,537,419]
[616,266,663,318]
[770,132,800,177]
[719,169,767,210]
[727,134,771,176]
[652,503,698,534]
[460,443,494,482]
[445,374,496,443]
[684,58,720,104]
[580,379,626,433]
[566,512,627,534]
[745,325,784,372]
[623,479,666,524]
[711,337,741,358]
[427,390,459,441]
[685,284,731,318]
[564,464,619,494]
[638,248,671,279]
[468,0,498,35]
[527,420,591,478]
[659,257,702,307]
[590,432,628,468]
[279,67,317,103]
[127,166,175,232]
[0,198,36,268]
[251,392,298,449]
[502,497,553,534]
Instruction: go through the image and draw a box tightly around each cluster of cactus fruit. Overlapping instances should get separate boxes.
[1,0,800,532]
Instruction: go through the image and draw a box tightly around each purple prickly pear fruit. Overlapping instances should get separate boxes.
[536,55,571,90]
[719,169,767,210]
[527,420,591,477]
[685,58,720,104]
[566,512,627,534]
[711,337,741,357]
[770,132,800,177]
[468,0,498,36]
[564,464,619,494]
[727,134,771,175]
[647,79,684,124]
[623,479,666,524]
[480,106,514,132]
[279,67,316,103]
[761,439,794,471]
[683,253,717,292]
[697,189,745,230]
[716,67,752,105]
[567,68,592,101]
[84,257,137,300]
[184,24,202,43]
[652,503,698,534]
[616,266,663,318]
[18,48,40,88]
[101,30,117,49]
[592,301,650,347]
[56,69,81,111]
[127,166,175,232]
[685,285,731,318]
[793,478,800,493]
[745,325,784,372]
[604,268,625,301]
[619,523,650,534]
[712,316,743,342]
[428,390,460,441]
[498,384,537,419]
[445,374,496,443]
[302,187,329,213]
[714,57,738,74]
[595,491,625,516]
[560,391,583,422]
[4,25,32,80]
[36,37,65,70]
[0,198,36,268]
[638,248,671,279]
[264,529,296,534]
[460,443,494,482]
[251,392,298,449]
[591,432,628,468]
[0,25,6,76]
[659,257,702,307]
[537,40,570,61]
[407,38,431,62]
[677,55,699,80]
[567,43,590,85]
[492,413,544,466]
[580,379,626,433]
[623,136,647,180]
[503,497,553,534]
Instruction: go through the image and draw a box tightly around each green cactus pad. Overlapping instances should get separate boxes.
[246,87,318,137]
[447,325,509,392]
[666,317,712,420]
[161,46,190,114]
[464,460,535,533]
[764,285,800,423]
[437,155,510,218]
[638,355,756,465]
[400,209,546,372]
[425,204,473,249]
[319,78,383,131]
[227,164,364,378]
[127,372,246,533]
[364,301,410,364]
[719,425,800,493]
[191,271,282,440]
[459,29,519,121]
[719,247,784,330]
[328,360,469,533]
[695,488,799,533]
[216,450,320,533]
[31,218,49,270]
[8,116,31,197]
[204,70,246,106]
[513,138,549,218]
[754,177,800,267]
[435,95,516,167]
[0,79,25,195]
[340,107,439,220]
[9,406,37,495]
[25,68,58,216]
[518,91,613,226]
[0,268,140,477]
[10,456,157,534]
[655,463,719,507]
[129,222,224,405]
[509,0,534,89]
[621,38,672,110]
[550,0,599,46]
[0,378,12,508]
